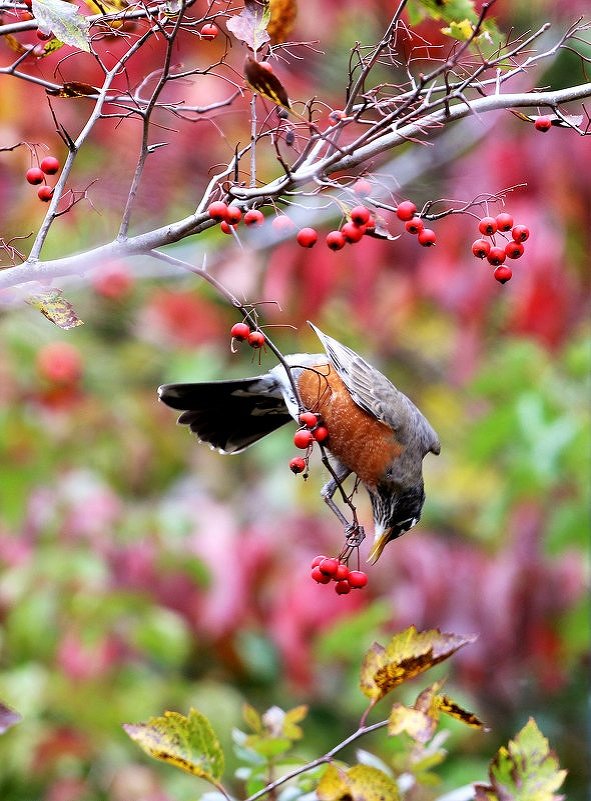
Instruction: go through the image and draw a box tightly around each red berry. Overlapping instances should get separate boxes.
[478,216,497,236]
[36,342,82,384]
[220,220,236,235]
[200,23,218,39]
[208,201,228,221]
[335,580,351,595]
[36,28,52,40]
[487,246,506,266]
[350,205,371,226]
[259,61,274,73]
[326,230,346,251]
[505,241,524,259]
[26,167,45,185]
[418,228,436,247]
[247,330,265,348]
[40,156,60,174]
[289,456,306,474]
[311,566,331,584]
[472,238,491,259]
[348,570,368,589]
[293,429,314,449]
[272,214,294,232]
[230,322,251,341]
[243,209,264,226]
[334,563,349,581]
[311,555,327,568]
[494,265,513,284]
[92,263,133,299]
[534,115,552,132]
[396,200,417,221]
[405,218,424,235]
[299,411,318,428]
[328,110,345,125]
[319,558,339,577]
[352,178,372,197]
[296,227,318,248]
[313,425,329,443]
[37,186,53,202]
[495,212,514,231]
[225,206,242,225]
[341,221,364,243]
[512,224,529,243]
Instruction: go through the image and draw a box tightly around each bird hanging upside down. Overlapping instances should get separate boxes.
[158,323,440,563]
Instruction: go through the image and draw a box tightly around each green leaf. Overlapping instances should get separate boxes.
[32,0,90,51]
[123,708,225,783]
[475,718,567,801]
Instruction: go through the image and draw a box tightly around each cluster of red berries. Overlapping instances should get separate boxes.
[230,321,266,349]
[471,213,529,284]
[208,201,265,235]
[295,205,376,251]
[395,200,436,247]
[25,155,60,202]
[288,411,329,474]
[310,555,368,594]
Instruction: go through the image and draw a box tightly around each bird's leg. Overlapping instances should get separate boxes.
[320,460,352,527]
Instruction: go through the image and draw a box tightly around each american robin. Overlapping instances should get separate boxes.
[158,323,440,563]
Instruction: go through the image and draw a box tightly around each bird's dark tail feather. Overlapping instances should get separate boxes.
[158,377,292,454]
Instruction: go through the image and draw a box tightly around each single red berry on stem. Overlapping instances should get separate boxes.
[472,238,491,259]
[328,110,345,125]
[512,224,530,242]
[38,186,53,202]
[495,212,514,231]
[405,218,424,235]
[289,456,306,474]
[326,230,346,251]
[348,570,368,589]
[311,567,331,584]
[352,178,372,197]
[494,265,513,283]
[230,322,251,341]
[36,28,52,40]
[26,167,45,185]
[208,201,228,221]
[350,205,371,226]
[311,555,327,568]
[341,221,364,243]
[487,246,506,266]
[396,200,417,221]
[313,425,329,443]
[272,214,294,232]
[534,115,552,132]
[418,228,436,247]
[225,206,242,225]
[299,411,319,428]
[36,342,83,384]
[200,23,218,39]
[296,227,318,248]
[294,429,314,449]
[220,221,236,235]
[505,241,524,259]
[478,216,497,236]
[40,156,60,175]
[319,558,339,577]
[243,209,264,226]
[247,330,265,348]
[335,580,351,595]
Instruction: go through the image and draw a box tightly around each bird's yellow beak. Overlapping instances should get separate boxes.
[366,525,392,565]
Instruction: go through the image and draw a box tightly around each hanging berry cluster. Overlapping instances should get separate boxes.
[471,212,529,283]
[309,555,368,594]
[230,321,266,349]
[25,155,60,202]
[290,411,329,471]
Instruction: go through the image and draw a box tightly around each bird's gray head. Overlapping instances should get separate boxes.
[367,480,426,564]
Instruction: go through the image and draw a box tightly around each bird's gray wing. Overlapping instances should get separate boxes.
[308,322,440,456]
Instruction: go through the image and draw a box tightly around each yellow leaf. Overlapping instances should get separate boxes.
[388,703,435,743]
[123,708,224,783]
[27,288,84,329]
[441,18,474,40]
[318,764,400,801]
[360,627,476,702]
[267,0,297,44]
[437,694,487,730]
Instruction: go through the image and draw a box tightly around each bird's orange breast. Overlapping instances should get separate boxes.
[297,363,403,488]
